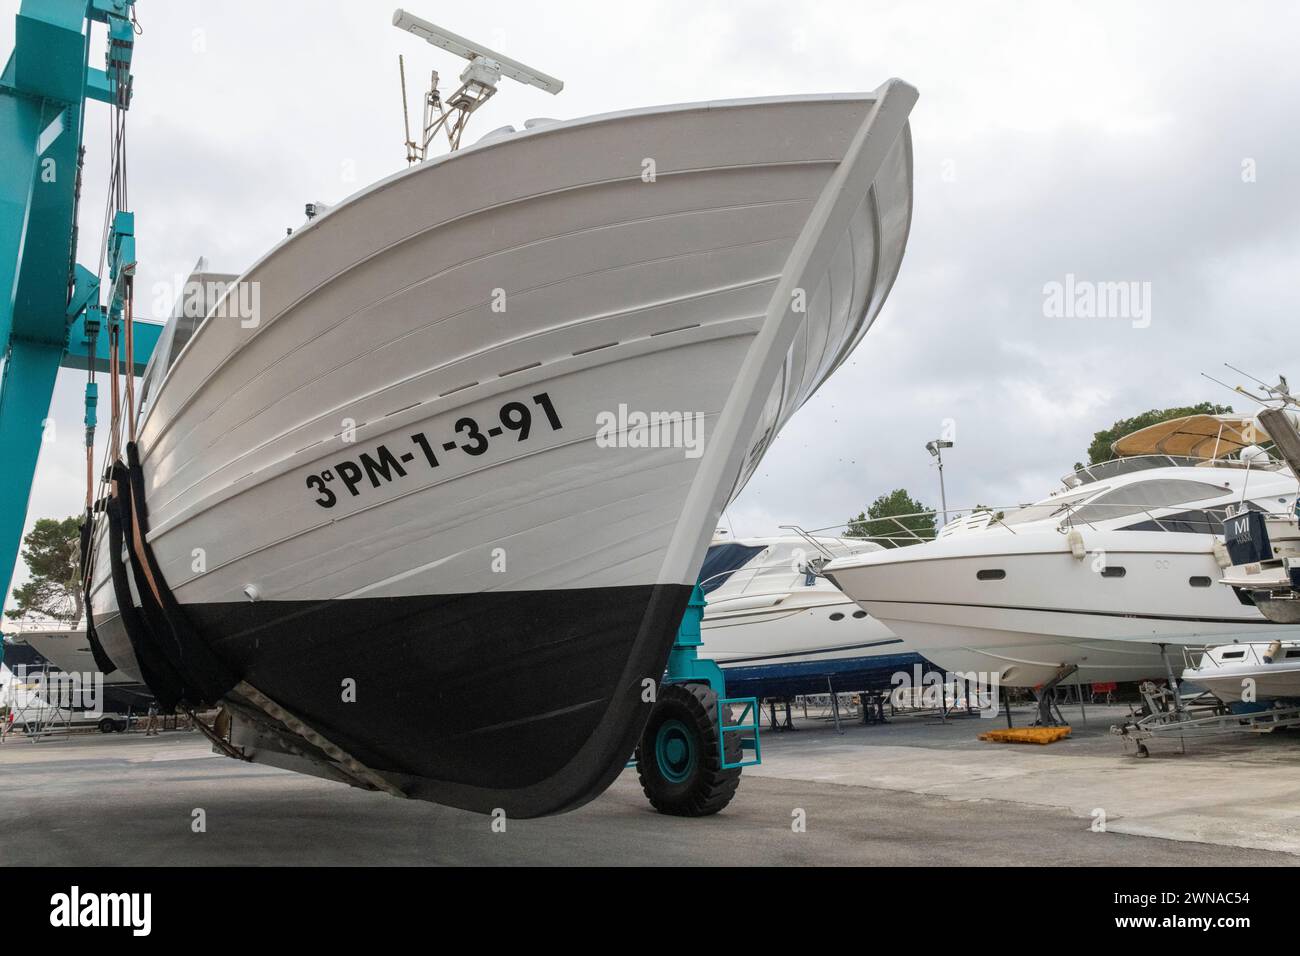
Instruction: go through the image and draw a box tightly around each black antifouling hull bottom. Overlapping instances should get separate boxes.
[94,582,693,817]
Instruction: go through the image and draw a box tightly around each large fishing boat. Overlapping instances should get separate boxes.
[83,20,918,814]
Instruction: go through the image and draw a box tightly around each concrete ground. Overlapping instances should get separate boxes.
[751,702,1300,857]
[1,703,1297,866]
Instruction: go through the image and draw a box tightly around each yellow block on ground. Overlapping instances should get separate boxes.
[978,727,1072,745]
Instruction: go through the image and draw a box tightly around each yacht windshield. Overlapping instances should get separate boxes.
[1002,487,1100,526]
[1120,506,1233,534]
[698,543,766,594]
[1062,478,1232,527]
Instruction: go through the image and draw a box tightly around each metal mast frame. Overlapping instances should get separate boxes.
[0,0,161,604]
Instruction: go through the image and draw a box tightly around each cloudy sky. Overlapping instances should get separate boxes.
[5,0,1300,601]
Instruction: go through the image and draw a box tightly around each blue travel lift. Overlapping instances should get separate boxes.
[0,0,160,608]
[633,584,761,815]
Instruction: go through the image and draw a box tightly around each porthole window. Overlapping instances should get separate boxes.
[976,569,1006,581]
[829,612,845,621]
[1100,567,1126,578]
[1221,650,1246,660]
[1188,576,1212,588]
[852,610,867,619]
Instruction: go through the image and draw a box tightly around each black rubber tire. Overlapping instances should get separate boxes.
[635,682,742,816]
[98,717,116,734]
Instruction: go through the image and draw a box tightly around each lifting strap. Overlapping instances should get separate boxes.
[103,472,187,710]
[115,448,239,706]
[101,451,405,796]
[78,509,117,676]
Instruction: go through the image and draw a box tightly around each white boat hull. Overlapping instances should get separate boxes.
[704,591,902,667]
[1188,667,1300,703]
[12,629,135,686]
[87,87,918,814]
[1183,642,1300,702]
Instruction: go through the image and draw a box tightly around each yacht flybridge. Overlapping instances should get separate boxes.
[823,413,1300,690]
[80,12,919,815]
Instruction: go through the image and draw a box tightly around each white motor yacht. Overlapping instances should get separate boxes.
[823,414,1300,689]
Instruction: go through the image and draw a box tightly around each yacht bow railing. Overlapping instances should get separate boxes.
[700,547,869,596]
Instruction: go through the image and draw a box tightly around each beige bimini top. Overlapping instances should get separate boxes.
[1111,414,1267,460]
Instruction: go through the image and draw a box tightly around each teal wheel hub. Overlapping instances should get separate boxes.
[654,718,697,783]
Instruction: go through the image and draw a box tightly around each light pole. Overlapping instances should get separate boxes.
[925,439,953,526]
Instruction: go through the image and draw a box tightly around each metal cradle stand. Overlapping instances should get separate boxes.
[6,663,73,741]
[1032,664,1079,727]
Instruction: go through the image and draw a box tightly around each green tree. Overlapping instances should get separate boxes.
[6,516,84,624]
[846,489,936,548]
[1086,402,1234,465]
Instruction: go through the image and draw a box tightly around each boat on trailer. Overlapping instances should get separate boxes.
[82,14,918,816]
[1182,640,1300,703]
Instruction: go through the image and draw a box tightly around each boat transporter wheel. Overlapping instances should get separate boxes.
[635,682,741,817]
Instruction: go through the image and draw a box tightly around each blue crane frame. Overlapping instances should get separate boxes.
[0,0,161,603]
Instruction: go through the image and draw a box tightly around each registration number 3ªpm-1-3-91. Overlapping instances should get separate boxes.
[305,392,564,509]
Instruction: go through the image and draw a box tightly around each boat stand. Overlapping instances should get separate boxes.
[1157,643,1187,716]
[1032,664,1078,727]
[827,677,844,734]
[767,699,796,731]
[6,663,73,741]
[861,691,888,725]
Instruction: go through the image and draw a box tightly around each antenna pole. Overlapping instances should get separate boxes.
[399,55,420,165]
[1224,362,1272,390]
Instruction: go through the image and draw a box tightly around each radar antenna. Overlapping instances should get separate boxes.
[393,8,563,160]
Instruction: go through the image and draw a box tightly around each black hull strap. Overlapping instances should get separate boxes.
[79,510,118,676]
[97,448,238,710]
[121,444,239,705]
[104,486,186,710]
[82,602,118,677]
